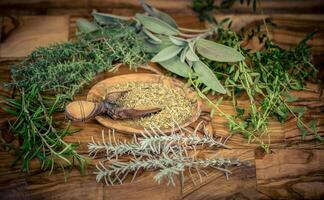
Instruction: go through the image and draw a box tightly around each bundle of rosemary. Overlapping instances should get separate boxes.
[89,122,248,186]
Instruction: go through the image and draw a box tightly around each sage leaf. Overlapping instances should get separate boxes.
[143,40,161,53]
[196,39,244,62]
[76,18,99,34]
[92,10,129,25]
[143,28,162,43]
[158,56,191,78]
[151,45,183,62]
[193,61,226,94]
[186,41,199,61]
[141,2,178,28]
[135,14,180,36]
[185,47,199,61]
[180,46,189,63]
[169,36,187,46]
[152,8,178,28]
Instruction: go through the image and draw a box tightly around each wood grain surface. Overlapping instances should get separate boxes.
[0,16,69,57]
[0,2,324,199]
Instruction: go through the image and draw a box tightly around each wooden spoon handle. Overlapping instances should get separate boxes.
[65,101,103,122]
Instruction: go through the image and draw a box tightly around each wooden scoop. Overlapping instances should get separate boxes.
[65,91,161,122]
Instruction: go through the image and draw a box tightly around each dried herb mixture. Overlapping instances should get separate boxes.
[105,82,197,128]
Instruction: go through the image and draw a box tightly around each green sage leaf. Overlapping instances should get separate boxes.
[141,2,178,28]
[135,14,180,36]
[180,46,189,63]
[158,56,191,78]
[196,39,245,62]
[185,47,199,61]
[151,45,183,62]
[92,10,129,25]
[193,61,226,94]
[76,18,99,34]
[169,36,186,46]
[143,40,161,53]
[143,28,162,43]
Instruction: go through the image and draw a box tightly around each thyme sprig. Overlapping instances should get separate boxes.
[192,26,321,151]
[4,22,150,173]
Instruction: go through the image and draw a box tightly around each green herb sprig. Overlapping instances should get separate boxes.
[4,22,150,173]
[90,123,246,186]
[192,27,320,151]
[82,3,245,94]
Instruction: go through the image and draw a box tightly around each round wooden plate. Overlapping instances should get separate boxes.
[87,73,201,135]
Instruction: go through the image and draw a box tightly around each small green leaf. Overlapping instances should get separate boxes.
[151,45,183,62]
[143,28,162,43]
[142,40,161,53]
[76,18,99,34]
[308,120,317,134]
[185,47,199,61]
[233,70,240,81]
[152,8,178,28]
[169,36,186,46]
[193,61,226,94]
[297,118,308,140]
[196,39,245,62]
[141,3,178,28]
[135,14,180,36]
[282,91,298,102]
[158,56,191,78]
[92,10,129,25]
[291,106,307,114]
[180,46,189,63]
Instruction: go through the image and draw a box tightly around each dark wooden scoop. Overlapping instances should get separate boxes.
[65,91,161,122]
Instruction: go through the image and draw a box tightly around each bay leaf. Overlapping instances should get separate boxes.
[158,56,191,78]
[193,61,226,94]
[196,39,244,62]
[151,45,183,62]
[76,18,99,34]
[135,14,180,36]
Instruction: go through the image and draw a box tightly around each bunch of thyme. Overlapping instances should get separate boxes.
[3,22,150,173]
[191,25,320,152]
[89,122,248,186]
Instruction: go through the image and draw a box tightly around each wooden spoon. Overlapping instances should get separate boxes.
[65,91,161,122]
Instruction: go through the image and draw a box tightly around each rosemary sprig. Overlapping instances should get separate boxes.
[88,121,230,159]
[4,86,85,173]
[90,123,247,186]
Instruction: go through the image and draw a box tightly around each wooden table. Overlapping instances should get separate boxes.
[0,8,324,200]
